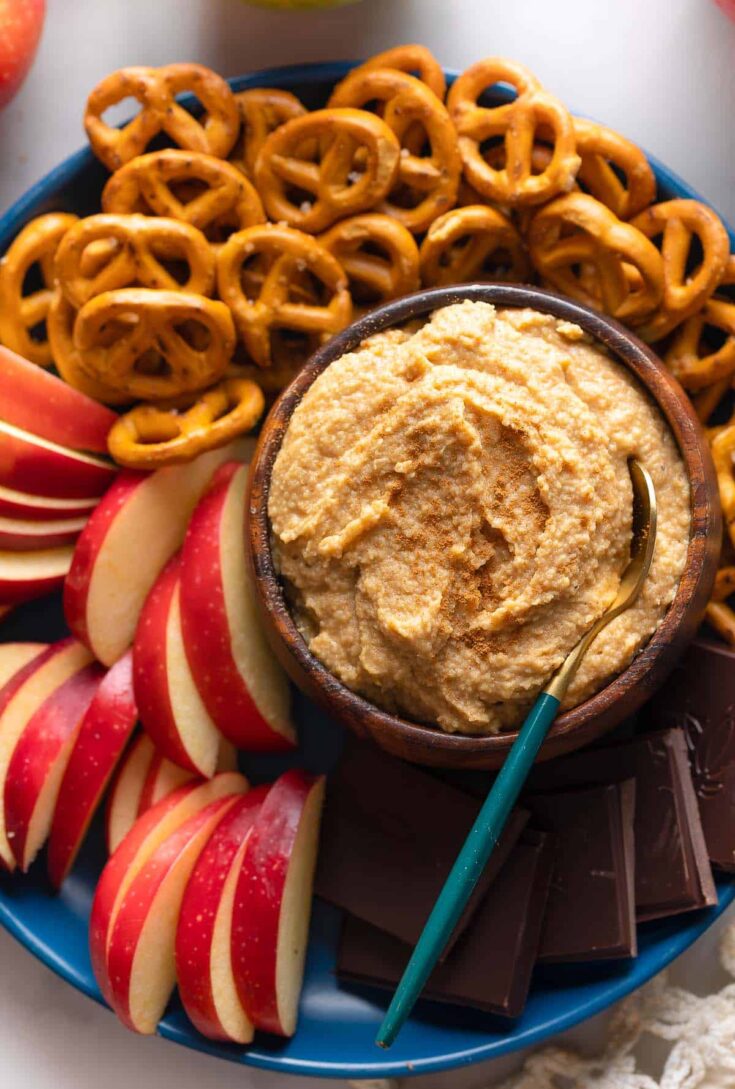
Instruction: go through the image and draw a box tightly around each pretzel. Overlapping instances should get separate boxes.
[254,108,400,233]
[328,69,460,233]
[710,419,735,550]
[216,224,352,367]
[102,149,265,246]
[319,214,420,305]
[665,258,735,391]
[0,212,78,367]
[705,565,735,644]
[572,118,655,221]
[419,205,530,287]
[446,58,580,207]
[72,288,235,401]
[46,290,131,405]
[55,214,216,309]
[107,376,264,468]
[630,200,730,341]
[693,377,732,424]
[528,193,664,323]
[230,88,307,179]
[339,45,446,102]
[84,63,240,171]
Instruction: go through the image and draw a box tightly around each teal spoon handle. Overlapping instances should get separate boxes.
[375,690,561,1049]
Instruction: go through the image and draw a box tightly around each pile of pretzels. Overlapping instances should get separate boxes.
[1,47,734,641]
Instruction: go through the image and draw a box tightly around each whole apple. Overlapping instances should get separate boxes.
[0,0,45,109]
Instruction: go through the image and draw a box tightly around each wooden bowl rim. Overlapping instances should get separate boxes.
[248,283,720,764]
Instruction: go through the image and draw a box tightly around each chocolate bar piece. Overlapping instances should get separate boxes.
[315,742,529,950]
[337,830,555,1018]
[526,728,717,920]
[525,781,637,962]
[647,639,735,873]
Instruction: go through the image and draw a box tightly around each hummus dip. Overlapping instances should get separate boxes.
[269,301,691,735]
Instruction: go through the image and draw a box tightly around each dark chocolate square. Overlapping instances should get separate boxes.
[337,830,555,1018]
[526,728,717,920]
[315,742,529,950]
[647,639,735,873]
[526,781,637,962]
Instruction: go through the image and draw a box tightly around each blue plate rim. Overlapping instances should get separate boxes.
[0,58,733,1079]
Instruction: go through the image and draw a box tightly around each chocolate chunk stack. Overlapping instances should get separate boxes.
[316,639,732,1020]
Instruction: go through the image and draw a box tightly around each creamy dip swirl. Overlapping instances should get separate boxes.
[269,301,691,734]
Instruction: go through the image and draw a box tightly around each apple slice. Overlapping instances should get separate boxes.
[137,752,195,816]
[0,545,74,604]
[0,484,98,522]
[0,643,46,688]
[0,638,94,870]
[47,651,138,888]
[64,440,254,667]
[4,661,105,871]
[232,769,325,1037]
[0,420,116,499]
[105,733,157,855]
[0,345,116,454]
[134,554,223,777]
[105,793,245,1034]
[89,770,249,1005]
[0,512,87,551]
[176,786,269,1043]
[180,461,294,751]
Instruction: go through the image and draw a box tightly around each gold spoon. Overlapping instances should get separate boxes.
[376,457,657,1048]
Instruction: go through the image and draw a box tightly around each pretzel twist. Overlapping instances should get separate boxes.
[528,192,664,323]
[319,213,420,305]
[216,224,352,367]
[230,88,307,179]
[55,214,216,308]
[340,45,446,101]
[328,68,461,233]
[419,204,530,286]
[573,118,656,220]
[706,565,735,644]
[447,58,580,207]
[107,376,264,467]
[72,288,235,400]
[710,420,735,550]
[46,290,131,405]
[102,149,265,246]
[254,108,401,233]
[630,199,730,341]
[84,63,240,171]
[0,213,79,367]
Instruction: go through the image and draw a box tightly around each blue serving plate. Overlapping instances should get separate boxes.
[0,62,733,1080]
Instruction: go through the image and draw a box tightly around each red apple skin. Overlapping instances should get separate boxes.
[232,769,325,1036]
[0,643,45,692]
[137,752,195,816]
[0,512,86,551]
[89,771,248,1004]
[64,471,145,652]
[4,660,104,870]
[47,651,138,888]
[0,345,115,452]
[180,462,294,751]
[90,781,201,1004]
[134,553,220,776]
[105,793,241,1033]
[0,0,45,109]
[0,545,74,605]
[175,785,269,1041]
[0,421,115,499]
[0,485,97,522]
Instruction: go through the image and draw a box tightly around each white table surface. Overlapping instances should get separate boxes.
[1,1,734,1086]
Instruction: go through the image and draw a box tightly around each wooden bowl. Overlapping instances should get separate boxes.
[247,284,721,769]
